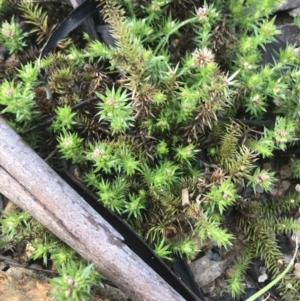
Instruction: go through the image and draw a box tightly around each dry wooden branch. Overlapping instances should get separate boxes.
[0,116,186,301]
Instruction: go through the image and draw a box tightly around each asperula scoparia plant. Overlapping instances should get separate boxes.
[1,0,300,300]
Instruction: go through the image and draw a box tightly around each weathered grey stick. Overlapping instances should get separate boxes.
[0,116,186,301]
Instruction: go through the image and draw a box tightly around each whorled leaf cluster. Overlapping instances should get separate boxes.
[1,0,300,299]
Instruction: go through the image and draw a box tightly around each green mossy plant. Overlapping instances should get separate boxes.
[1,0,300,300]
[51,261,104,301]
[0,17,28,54]
[0,207,105,301]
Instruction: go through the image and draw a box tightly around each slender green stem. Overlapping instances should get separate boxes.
[246,237,299,301]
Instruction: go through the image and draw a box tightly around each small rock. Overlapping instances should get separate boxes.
[189,250,236,287]
[276,0,300,12]
[258,272,268,283]
[289,6,300,16]
[0,46,9,61]
[293,262,300,279]
[224,267,233,279]
[0,261,7,271]
[261,23,300,65]
[279,165,292,179]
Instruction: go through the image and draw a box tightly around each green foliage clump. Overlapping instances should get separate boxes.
[18,1,50,44]
[51,261,104,301]
[0,0,7,16]
[0,211,104,301]
[204,179,238,214]
[52,105,77,132]
[290,158,300,179]
[0,62,38,124]
[57,130,84,163]
[96,86,134,134]
[2,0,300,300]
[1,210,31,237]
[230,195,300,298]
[0,17,27,53]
